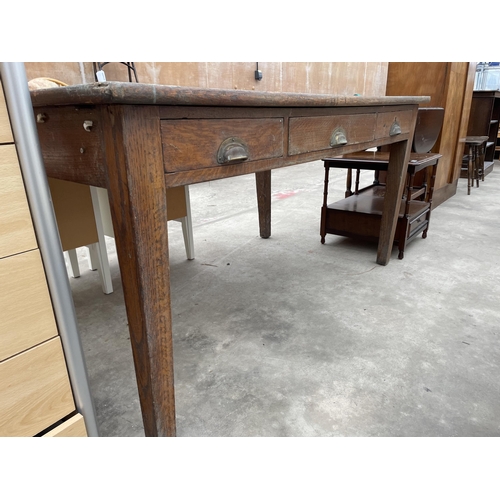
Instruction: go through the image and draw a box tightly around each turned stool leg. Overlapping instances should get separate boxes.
[475,145,480,188]
[321,166,330,244]
[467,144,473,195]
[479,142,485,182]
[345,168,352,197]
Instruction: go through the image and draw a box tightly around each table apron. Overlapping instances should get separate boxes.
[162,132,412,188]
[33,103,416,190]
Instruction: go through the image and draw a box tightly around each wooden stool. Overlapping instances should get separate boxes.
[462,136,489,195]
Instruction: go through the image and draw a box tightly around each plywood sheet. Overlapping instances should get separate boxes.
[282,62,388,96]
[23,62,389,96]
[24,62,94,85]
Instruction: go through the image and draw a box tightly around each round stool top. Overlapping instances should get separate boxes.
[465,136,489,144]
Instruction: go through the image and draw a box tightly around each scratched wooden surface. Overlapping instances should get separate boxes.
[101,104,176,437]
[29,81,428,108]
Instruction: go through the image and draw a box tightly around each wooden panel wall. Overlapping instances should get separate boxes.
[386,62,476,206]
[24,62,389,96]
[25,62,94,86]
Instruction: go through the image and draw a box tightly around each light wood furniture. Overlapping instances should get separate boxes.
[48,177,113,293]
[385,62,476,207]
[0,78,88,437]
[0,140,38,258]
[49,158,195,295]
[42,414,87,437]
[0,250,59,360]
[0,338,75,436]
[31,82,428,436]
[94,184,195,260]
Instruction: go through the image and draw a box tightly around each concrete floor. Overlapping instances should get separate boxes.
[67,159,500,437]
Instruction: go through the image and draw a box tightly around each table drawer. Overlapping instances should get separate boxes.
[161,118,284,172]
[0,337,75,437]
[408,209,429,238]
[0,250,59,362]
[288,114,376,155]
[42,414,87,437]
[375,110,414,139]
[0,144,37,258]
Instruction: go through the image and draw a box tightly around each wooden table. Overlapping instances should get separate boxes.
[30,83,429,436]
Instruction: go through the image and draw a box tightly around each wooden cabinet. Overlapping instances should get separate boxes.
[0,76,88,437]
[0,144,38,258]
[385,62,476,207]
[0,82,13,143]
[0,338,75,437]
[0,250,59,361]
[466,90,500,175]
[42,414,87,437]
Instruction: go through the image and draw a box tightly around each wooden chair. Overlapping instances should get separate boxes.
[49,179,194,295]
[48,178,113,293]
[320,107,444,259]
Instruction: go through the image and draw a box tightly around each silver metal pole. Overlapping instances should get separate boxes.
[0,62,99,437]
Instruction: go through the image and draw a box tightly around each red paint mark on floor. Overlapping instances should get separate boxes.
[273,189,303,200]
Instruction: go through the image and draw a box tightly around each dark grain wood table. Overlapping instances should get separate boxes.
[30,83,429,436]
